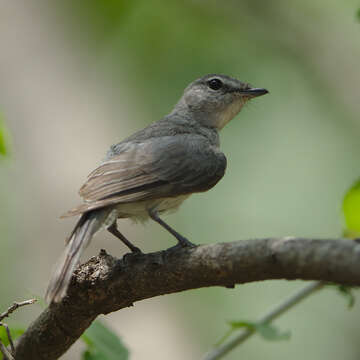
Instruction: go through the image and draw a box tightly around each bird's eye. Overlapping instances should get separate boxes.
[207,78,223,90]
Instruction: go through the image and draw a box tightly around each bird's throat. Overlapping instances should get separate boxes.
[216,100,245,130]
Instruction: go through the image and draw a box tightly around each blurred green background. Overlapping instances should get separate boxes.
[1,0,360,359]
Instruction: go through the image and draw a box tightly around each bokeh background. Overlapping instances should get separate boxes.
[1,0,360,359]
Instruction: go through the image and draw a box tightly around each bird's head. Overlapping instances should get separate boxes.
[174,74,268,130]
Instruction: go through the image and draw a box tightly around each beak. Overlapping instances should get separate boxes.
[239,87,269,97]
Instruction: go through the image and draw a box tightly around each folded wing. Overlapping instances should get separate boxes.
[62,134,226,217]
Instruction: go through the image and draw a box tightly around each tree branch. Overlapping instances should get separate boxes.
[14,238,360,359]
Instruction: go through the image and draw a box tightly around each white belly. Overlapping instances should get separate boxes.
[114,194,190,222]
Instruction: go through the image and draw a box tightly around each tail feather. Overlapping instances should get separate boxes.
[45,209,109,303]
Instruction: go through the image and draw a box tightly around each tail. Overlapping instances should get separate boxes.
[45,209,110,303]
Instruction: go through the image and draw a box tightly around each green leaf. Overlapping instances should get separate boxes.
[337,285,355,309]
[0,326,24,347]
[81,320,129,360]
[357,8,360,22]
[0,118,9,156]
[255,323,290,341]
[343,179,360,236]
[229,320,290,341]
[229,320,256,331]
[326,284,356,309]
[82,350,108,360]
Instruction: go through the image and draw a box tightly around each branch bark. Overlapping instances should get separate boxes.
[14,237,360,359]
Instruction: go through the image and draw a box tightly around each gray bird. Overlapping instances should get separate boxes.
[45,74,268,303]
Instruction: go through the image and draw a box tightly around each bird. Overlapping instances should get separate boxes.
[45,74,268,303]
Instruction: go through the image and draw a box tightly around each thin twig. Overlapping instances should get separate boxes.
[0,340,15,360]
[0,299,36,322]
[203,281,325,360]
[0,323,14,353]
[0,299,37,360]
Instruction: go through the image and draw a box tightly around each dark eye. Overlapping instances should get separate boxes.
[207,78,223,90]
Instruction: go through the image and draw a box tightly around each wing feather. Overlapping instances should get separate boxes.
[62,135,226,217]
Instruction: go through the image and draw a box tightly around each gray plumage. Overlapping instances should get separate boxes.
[46,74,268,303]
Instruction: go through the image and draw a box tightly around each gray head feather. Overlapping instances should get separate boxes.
[172,74,268,130]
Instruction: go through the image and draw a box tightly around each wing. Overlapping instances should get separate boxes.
[62,134,226,217]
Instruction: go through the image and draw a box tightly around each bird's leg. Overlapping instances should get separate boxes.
[107,221,142,253]
[148,209,196,248]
